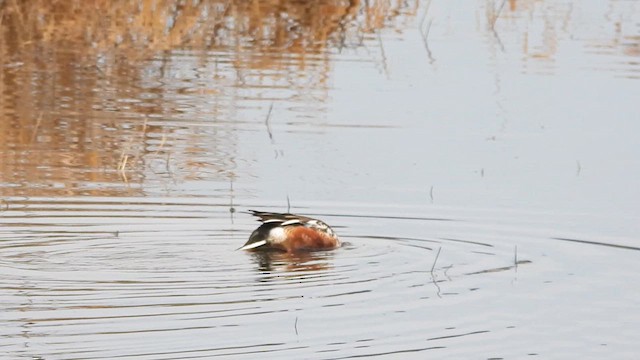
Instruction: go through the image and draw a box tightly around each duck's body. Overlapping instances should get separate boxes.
[239,210,341,252]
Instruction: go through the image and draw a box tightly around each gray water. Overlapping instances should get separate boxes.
[1,1,639,359]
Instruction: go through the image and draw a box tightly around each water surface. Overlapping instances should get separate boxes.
[1,1,639,359]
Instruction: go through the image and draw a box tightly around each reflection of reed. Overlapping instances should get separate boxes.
[486,0,639,69]
[0,0,418,197]
[0,0,416,58]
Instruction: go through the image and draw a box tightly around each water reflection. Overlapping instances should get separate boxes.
[0,0,420,198]
[250,250,334,274]
[1,0,638,198]
[482,0,640,78]
[1,1,639,359]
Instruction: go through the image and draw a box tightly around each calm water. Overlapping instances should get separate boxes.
[1,1,639,359]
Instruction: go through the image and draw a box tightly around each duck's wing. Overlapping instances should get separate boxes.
[248,210,312,225]
[248,210,337,238]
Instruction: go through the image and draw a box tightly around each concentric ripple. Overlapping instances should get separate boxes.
[2,198,638,359]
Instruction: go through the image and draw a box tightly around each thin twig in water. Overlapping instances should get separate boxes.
[429,186,434,203]
[443,264,453,280]
[377,30,390,78]
[286,195,291,213]
[419,0,434,63]
[30,112,43,143]
[432,277,442,298]
[294,316,299,336]
[431,247,441,273]
[430,248,442,299]
[120,168,129,184]
[488,0,507,52]
[265,103,274,142]
[119,155,129,172]
[490,0,507,30]
[420,19,434,63]
[419,0,431,30]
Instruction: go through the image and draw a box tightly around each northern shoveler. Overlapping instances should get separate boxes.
[238,210,341,252]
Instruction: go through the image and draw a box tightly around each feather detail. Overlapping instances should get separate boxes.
[240,210,341,252]
[280,219,302,226]
[237,240,267,250]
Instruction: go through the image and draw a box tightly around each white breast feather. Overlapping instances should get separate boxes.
[268,227,287,243]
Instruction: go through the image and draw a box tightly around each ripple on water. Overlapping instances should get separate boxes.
[1,199,639,359]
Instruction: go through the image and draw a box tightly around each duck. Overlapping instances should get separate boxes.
[239,210,341,252]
